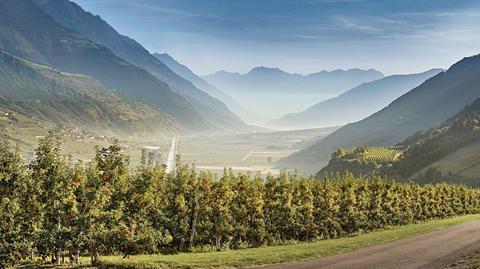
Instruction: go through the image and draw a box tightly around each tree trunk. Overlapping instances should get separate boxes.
[189,196,199,249]
[70,247,79,265]
[90,246,98,266]
[215,235,221,251]
[51,250,56,264]
[55,249,61,265]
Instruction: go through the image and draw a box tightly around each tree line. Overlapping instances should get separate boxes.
[1,133,480,267]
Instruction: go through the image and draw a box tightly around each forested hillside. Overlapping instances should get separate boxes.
[319,98,480,185]
[32,0,250,132]
[0,0,210,132]
[0,50,179,136]
[286,54,480,167]
[1,134,479,267]
[268,69,442,129]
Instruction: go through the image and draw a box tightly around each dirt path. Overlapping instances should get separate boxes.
[258,221,480,269]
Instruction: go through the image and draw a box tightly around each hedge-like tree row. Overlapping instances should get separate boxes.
[1,134,480,267]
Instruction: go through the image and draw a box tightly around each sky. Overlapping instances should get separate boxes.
[74,0,480,76]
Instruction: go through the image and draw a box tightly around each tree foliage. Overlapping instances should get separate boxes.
[1,136,480,267]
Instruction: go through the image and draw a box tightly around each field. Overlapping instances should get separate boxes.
[362,146,403,162]
[177,127,336,175]
[97,215,480,269]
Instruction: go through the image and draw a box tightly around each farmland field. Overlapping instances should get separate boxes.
[177,127,336,175]
[362,146,403,162]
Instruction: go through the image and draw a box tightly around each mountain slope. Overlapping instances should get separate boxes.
[153,52,257,123]
[268,69,442,129]
[419,141,480,183]
[318,98,480,185]
[0,49,179,136]
[32,0,249,132]
[395,98,480,178]
[0,0,210,132]
[204,67,383,120]
[285,54,480,167]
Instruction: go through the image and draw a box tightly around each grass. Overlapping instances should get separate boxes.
[446,250,480,269]
[98,214,480,269]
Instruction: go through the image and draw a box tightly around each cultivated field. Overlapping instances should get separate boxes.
[177,127,336,175]
[362,146,403,162]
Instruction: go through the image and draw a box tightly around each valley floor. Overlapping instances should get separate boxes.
[96,215,480,269]
[177,127,336,176]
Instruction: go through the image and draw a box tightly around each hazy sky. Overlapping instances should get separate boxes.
[74,0,480,76]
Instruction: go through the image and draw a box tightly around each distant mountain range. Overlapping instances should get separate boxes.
[0,50,179,136]
[284,54,480,170]
[204,67,384,120]
[152,53,258,124]
[268,69,442,129]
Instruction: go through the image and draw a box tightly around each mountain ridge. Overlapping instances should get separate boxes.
[153,52,258,124]
[268,69,443,129]
[284,53,480,169]
[204,66,384,120]
[0,0,212,132]
[31,0,250,132]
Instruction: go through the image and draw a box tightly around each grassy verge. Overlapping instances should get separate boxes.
[446,250,480,269]
[98,215,480,269]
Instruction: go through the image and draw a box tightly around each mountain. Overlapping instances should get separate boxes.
[205,67,383,96]
[152,53,257,124]
[318,98,480,186]
[284,54,480,170]
[396,98,480,179]
[0,49,179,136]
[204,67,383,120]
[0,0,211,132]
[268,69,442,129]
[32,0,249,132]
